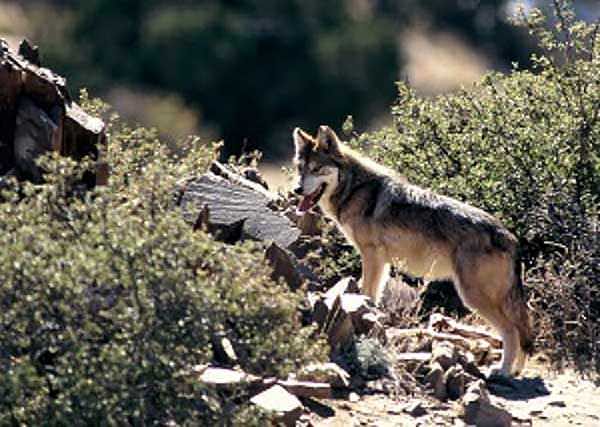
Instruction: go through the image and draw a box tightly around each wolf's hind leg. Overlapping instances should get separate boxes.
[359,248,389,305]
[454,251,521,376]
[495,324,521,376]
[457,283,520,376]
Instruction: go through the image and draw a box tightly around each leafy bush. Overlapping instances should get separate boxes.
[0,96,325,425]
[342,1,599,374]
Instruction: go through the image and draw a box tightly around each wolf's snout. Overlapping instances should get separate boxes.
[293,185,303,195]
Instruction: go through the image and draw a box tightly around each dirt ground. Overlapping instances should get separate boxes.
[308,358,600,426]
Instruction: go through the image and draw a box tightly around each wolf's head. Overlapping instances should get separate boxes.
[292,125,344,216]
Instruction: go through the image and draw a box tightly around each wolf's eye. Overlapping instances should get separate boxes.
[307,162,320,174]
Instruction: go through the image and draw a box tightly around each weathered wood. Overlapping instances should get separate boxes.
[0,38,106,184]
[428,313,502,348]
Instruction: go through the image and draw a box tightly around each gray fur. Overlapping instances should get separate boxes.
[293,125,533,377]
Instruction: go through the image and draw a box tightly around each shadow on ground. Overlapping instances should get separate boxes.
[487,376,550,400]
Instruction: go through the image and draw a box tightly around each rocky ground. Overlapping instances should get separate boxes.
[309,358,600,427]
[180,161,600,427]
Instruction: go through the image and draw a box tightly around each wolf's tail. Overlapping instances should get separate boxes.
[509,260,534,355]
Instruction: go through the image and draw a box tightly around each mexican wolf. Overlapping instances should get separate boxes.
[292,125,533,377]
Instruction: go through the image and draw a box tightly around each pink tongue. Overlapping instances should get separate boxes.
[296,194,315,215]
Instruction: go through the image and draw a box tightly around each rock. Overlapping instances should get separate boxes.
[359,311,386,339]
[456,350,485,380]
[348,392,360,403]
[340,293,372,333]
[473,340,494,365]
[18,39,40,66]
[529,407,544,417]
[179,172,299,247]
[19,57,68,108]
[548,399,566,408]
[313,278,356,326]
[431,340,457,371]
[211,332,238,367]
[266,242,317,290]
[461,380,512,427]
[381,277,419,313]
[404,400,427,417]
[13,96,60,182]
[63,101,107,164]
[326,277,361,300]
[0,38,106,184]
[327,303,355,352]
[340,293,370,313]
[277,379,331,399]
[297,362,350,388]
[310,277,388,352]
[286,207,321,236]
[241,166,269,190]
[312,278,361,350]
[396,352,432,371]
[209,160,277,201]
[445,365,466,400]
[0,48,21,100]
[425,362,447,400]
[198,367,258,388]
[250,384,304,427]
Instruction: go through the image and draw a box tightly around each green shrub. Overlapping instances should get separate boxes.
[0,96,326,425]
[343,1,599,374]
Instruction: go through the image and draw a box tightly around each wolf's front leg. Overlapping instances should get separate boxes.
[359,248,389,305]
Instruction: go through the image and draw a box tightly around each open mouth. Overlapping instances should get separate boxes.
[296,183,326,215]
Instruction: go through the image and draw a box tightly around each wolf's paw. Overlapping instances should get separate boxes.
[486,365,512,382]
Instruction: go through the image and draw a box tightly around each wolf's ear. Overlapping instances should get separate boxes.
[293,127,315,153]
[317,125,343,157]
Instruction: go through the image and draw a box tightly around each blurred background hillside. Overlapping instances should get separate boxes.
[1,0,598,163]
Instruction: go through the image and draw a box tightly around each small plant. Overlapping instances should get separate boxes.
[334,337,391,381]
